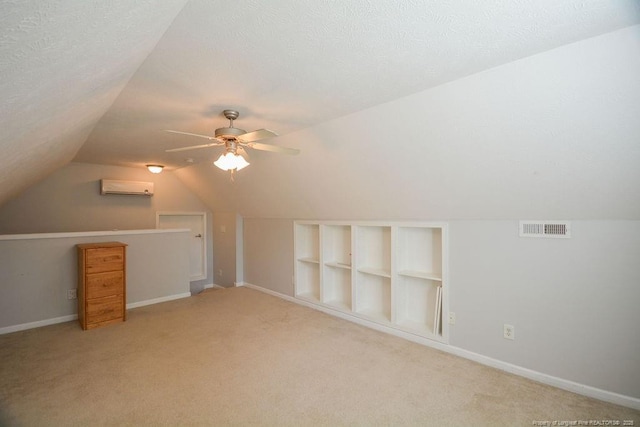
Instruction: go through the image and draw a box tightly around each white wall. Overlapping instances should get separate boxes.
[449,220,640,399]
[212,212,239,286]
[176,26,640,221]
[243,218,294,296]
[236,27,640,404]
[0,162,215,292]
[0,162,209,233]
[243,219,640,401]
[0,229,190,332]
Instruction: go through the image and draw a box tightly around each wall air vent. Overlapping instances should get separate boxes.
[519,221,571,238]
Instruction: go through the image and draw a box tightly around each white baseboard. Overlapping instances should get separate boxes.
[0,292,192,335]
[241,282,640,411]
[126,292,191,309]
[0,314,78,335]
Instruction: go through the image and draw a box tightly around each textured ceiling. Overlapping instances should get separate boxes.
[74,0,640,171]
[0,0,188,205]
[1,0,640,206]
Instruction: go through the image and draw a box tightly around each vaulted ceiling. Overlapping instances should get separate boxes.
[1,1,639,211]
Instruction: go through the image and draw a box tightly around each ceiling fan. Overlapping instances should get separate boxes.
[165,109,299,172]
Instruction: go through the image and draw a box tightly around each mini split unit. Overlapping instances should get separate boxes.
[100,179,154,196]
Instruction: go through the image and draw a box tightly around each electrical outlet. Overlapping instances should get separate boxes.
[448,312,456,325]
[504,324,515,340]
[218,269,223,276]
[67,289,77,300]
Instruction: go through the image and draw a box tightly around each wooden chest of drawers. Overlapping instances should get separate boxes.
[77,242,127,330]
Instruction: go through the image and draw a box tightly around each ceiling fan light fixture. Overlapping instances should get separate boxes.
[146,164,164,173]
[214,152,249,171]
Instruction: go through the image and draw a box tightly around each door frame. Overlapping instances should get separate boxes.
[156,211,207,281]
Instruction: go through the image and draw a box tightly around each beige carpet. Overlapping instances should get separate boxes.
[0,287,638,426]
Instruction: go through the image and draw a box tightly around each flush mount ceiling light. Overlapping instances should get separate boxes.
[146,164,164,174]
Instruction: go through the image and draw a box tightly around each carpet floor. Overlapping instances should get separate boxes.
[1,286,638,426]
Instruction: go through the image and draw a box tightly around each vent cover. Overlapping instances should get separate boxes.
[519,221,571,238]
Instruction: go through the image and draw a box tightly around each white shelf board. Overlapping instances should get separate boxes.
[297,257,320,264]
[396,319,435,336]
[325,261,352,270]
[357,308,391,323]
[295,292,320,303]
[357,267,391,278]
[397,270,442,281]
[324,299,351,312]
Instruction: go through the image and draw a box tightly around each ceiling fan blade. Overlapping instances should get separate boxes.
[237,129,278,143]
[165,142,223,153]
[246,142,300,155]
[165,130,216,140]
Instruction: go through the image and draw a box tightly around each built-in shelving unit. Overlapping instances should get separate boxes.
[294,221,448,343]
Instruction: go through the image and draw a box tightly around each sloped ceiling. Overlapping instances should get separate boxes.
[1,0,639,210]
[175,25,639,220]
[0,1,189,206]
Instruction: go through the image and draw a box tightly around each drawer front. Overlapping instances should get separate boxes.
[86,271,124,299]
[86,247,124,273]
[86,296,123,324]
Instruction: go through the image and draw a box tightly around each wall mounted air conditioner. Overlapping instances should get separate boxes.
[100,179,154,196]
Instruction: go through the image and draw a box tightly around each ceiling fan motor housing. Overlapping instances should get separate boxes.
[215,126,246,139]
[165,108,297,156]
[217,110,245,139]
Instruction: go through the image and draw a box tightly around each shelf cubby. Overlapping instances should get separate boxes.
[320,224,352,310]
[394,276,441,335]
[295,223,320,263]
[396,226,442,281]
[295,261,320,302]
[355,225,391,277]
[322,224,351,266]
[294,222,321,302]
[355,272,391,323]
[322,266,352,311]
